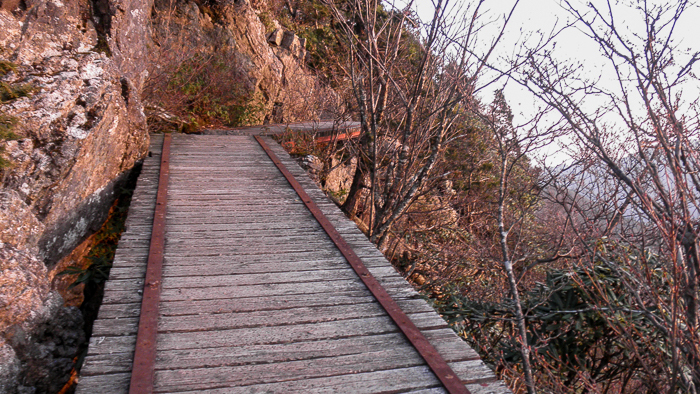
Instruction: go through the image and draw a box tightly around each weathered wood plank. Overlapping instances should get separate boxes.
[157,293,396,316]
[75,373,130,394]
[152,329,479,373]
[156,301,434,333]
[156,266,409,290]
[81,352,135,375]
[85,335,136,356]
[160,268,357,287]
[157,259,400,278]
[158,245,346,258]
[158,278,414,302]
[152,346,430,391]
[163,234,333,246]
[165,222,322,232]
[167,366,442,394]
[95,302,142,319]
[93,300,432,337]
[156,315,403,351]
[154,332,414,370]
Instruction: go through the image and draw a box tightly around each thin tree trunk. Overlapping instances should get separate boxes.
[341,157,365,214]
[498,155,537,394]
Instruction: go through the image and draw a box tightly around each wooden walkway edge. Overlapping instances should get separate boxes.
[76,133,511,394]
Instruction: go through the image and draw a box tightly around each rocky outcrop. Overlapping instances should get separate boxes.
[147,0,337,127]
[0,0,337,390]
[268,28,308,61]
[0,0,152,391]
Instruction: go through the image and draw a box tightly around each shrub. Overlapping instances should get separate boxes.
[145,53,268,132]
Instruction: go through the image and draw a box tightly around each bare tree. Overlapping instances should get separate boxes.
[322,0,523,250]
[476,88,578,394]
[519,0,700,391]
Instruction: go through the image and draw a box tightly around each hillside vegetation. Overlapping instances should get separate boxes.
[272,1,700,393]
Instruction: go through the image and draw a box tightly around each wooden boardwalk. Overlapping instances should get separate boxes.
[77,133,510,393]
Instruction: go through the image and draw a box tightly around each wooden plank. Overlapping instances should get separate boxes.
[81,352,135,375]
[94,300,431,336]
[156,301,434,333]
[152,346,430,391]
[163,233,332,245]
[86,335,136,356]
[157,278,415,302]
[164,221,322,231]
[158,294,389,316]
[152,253,394,270]
[75,373,130,394]
[161,212,316,223]
[155,316,404,351]
[422,329,481,361]
[161,257,346,274]
[92,317,139,337]
[154,332,416,370]
[96,303,142,319]
[464,381,512,394]
[108,265,147,280]
[152,330,479,372]
[157,259,398,277]
[159,268,359,287]
[405,389,448,394]
[168,365,442,394]
[162,227,327,237]
[157,245,345,258]
[151,356,504,393]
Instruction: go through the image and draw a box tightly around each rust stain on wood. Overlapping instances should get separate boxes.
[129,133,172,394]
[254,135,471,394]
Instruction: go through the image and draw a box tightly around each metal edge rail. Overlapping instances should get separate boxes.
[129,133,172,393]
[254,135,471,394]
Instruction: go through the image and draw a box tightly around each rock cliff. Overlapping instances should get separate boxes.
[0,0,151,391]
[145,0,336,129]
[0,0,333,391]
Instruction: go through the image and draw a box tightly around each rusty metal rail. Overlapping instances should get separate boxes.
[254,135,471,394]
[315,129,361,143]
[130,133,172,394]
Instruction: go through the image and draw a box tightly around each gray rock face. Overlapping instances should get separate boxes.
[0,0,152,390]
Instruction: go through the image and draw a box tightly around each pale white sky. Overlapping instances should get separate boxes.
[393,0,700,164]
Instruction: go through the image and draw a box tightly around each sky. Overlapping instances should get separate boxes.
[393,0,700,164]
